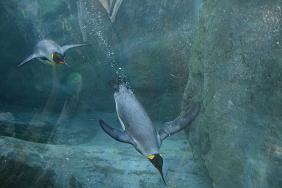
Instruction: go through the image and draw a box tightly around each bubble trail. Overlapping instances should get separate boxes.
[79,0,130,88]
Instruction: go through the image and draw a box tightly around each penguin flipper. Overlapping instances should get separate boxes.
[17,54,41,67]
[159,103,201,142]
[110,0,124,22]
[62,44,89,53]
[99,119,134,144]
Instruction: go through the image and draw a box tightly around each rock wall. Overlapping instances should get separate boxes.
[182,0,282,187]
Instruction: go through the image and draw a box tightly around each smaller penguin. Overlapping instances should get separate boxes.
[18,39,88,67]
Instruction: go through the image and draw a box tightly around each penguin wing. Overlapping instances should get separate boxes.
[110,0,124,22]
[158,103,201,142]
[62,44,89,53]
[17,53,42,67]
[99,119,134,144]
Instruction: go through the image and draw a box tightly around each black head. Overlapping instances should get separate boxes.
[52,52,65,64]
[147,154,167,185]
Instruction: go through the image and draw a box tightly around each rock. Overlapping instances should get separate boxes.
[0,112,15,136]
[0,136,79,188]
[0,158,58,188]
[182,1,282,188]
[0,120,53,143]
[0,114,211,188]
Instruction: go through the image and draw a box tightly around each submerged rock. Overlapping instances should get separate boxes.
[182,1,282,188]
[0,115,211,188]
[0,119,53,143]
[0,136,80,188]
[0,112,15,137]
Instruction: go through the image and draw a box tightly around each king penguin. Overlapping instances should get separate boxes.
[99,83,200,185]
[17,39,88,67]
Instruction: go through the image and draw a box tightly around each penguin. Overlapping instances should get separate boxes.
[99,84,200,185]
[17,39,88,67]
[98,0,124,22]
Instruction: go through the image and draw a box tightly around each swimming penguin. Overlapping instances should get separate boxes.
[98,0,124,22]
[17,39,88,67]
[99,84,200,185]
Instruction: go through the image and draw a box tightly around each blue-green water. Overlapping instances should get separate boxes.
[0,0,281,188]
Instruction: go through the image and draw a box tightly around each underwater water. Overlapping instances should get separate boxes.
[0,0,281,188]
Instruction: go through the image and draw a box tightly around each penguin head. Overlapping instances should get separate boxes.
[52,52,65,64]
[147,154,167,185]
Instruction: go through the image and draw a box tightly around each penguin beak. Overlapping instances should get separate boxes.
[148,154,167,185]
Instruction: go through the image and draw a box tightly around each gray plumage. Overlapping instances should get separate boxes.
[99,84,201,156]
[99,84,200,185]
[18,39,88,67]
